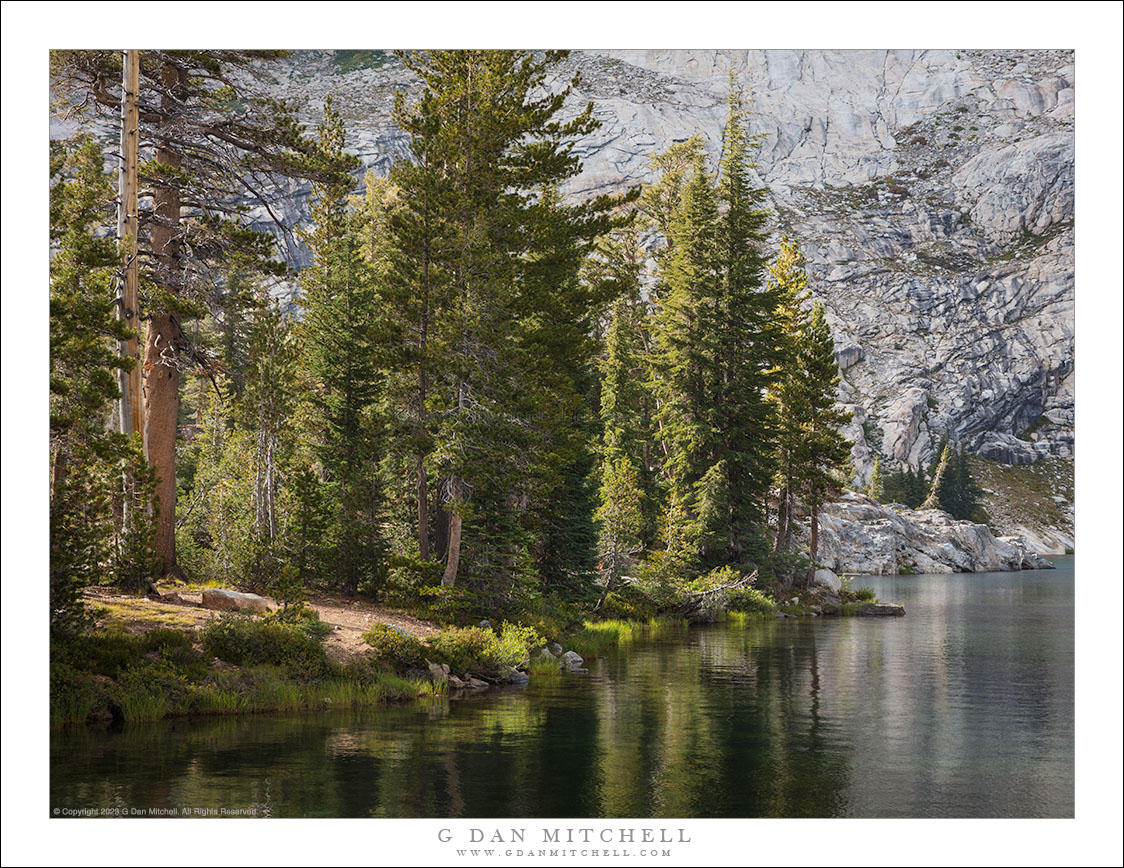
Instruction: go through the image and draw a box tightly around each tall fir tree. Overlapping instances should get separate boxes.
[767,238,853,580]
[649,146,723,569]
[713,85,779,562]
[645,87,777,573]
[297,100,389,596]
[799,302,854,573]
[866,455,885,502]
[767,237,812,554]
[935,446,984,521]
[390,50,627,590]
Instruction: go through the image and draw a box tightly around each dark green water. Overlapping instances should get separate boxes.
[50,559,1073,818]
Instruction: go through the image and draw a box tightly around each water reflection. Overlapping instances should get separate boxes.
[51,561,1073,818]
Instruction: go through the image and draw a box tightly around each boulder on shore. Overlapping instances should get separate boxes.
[201,588,270,614]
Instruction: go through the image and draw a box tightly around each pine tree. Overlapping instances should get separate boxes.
[920,442,951,511]
[645,88,777,573]
[936,446,984,520]
[297,100,389,596]
[800,303,854,574]
[51,50,356,576]
[767,238,852,580]
[768,237,812,554]
[586,226,661,546]
[714,84,778,559]
[596,456,644,603]
[866,456,885,502]
[50,138,156,632]
[240,300,299,588]
[649,146,722,570]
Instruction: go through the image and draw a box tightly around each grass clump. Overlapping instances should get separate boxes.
[567,620,638,657]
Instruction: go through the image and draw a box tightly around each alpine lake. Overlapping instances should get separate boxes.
[50,558,1073,818]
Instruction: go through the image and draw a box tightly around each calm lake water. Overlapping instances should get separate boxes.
[50,558,1074,818]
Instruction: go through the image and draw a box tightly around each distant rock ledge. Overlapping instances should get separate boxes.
[801,491,1055,576]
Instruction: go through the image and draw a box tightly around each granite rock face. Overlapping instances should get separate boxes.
[797,491,1054,576]
[223,49,1072,481]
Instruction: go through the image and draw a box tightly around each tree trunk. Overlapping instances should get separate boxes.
[144,62,187,578]
[434,499,449,565]
[774,482,791,553]
[144,314,181,576]
[417,455,429,561]
[808,501,819,588]
[50,447,70,511]
[441,483,462,588]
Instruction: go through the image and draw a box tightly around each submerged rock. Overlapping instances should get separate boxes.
[856,603,906,617]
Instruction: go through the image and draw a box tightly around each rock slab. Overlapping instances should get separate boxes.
[856,603,906,617]
[201,588,270,614]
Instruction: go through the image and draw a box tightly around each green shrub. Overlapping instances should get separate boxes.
[502,593,580,640]
[113,663,183,722]
[80,632,145,677]
[567,620,638,657]
[598,584,658,621]
[362,623,430,673]
[424,622,542,678]
[50,660,111,728]
[727,586,778,617]
[201,614,331,680]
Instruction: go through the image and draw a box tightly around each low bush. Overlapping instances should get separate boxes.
[201,613,331,680]
[63,631,145,678]
[566,620,637,657]
[413,584,484,625]
[597,584,658,621]
[50,660,110,728]
[361,623,430,673]
[727,586,778,617]
[844,586,876,603]
[424,622,542,678]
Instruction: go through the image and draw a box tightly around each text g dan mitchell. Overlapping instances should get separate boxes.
[438,828,691,844]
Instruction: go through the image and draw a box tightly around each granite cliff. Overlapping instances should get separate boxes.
[248,49,1074,481]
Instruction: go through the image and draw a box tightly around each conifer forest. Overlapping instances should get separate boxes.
[50,49,867,634]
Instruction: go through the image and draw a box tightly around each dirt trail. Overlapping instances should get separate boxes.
[85,586,441,663]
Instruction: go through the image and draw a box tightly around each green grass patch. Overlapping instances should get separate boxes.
[527,657,562,677]
[566,620,639,657]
